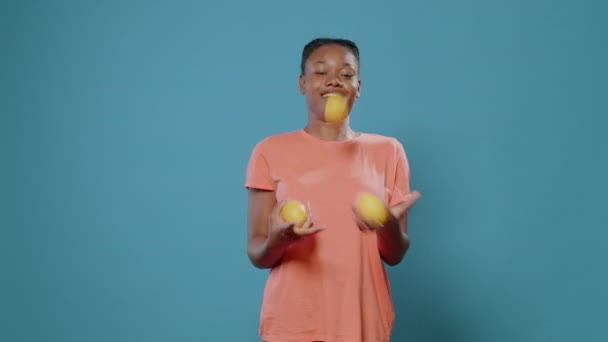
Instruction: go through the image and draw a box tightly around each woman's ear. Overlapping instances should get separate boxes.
[298,74,306,94]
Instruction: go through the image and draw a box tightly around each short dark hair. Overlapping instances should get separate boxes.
[300,38,360,75]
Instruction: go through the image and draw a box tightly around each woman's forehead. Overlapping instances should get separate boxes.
[310,45,355,59]
[307,46,358,68]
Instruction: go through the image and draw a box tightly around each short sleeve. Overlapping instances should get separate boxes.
[388,139,411,207]
[244,140,276,191]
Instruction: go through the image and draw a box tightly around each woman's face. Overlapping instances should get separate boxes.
[299,44,361,121]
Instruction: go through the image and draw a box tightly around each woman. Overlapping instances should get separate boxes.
[245,37,421,342]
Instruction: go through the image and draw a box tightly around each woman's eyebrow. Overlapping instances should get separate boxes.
[313,60,354,67]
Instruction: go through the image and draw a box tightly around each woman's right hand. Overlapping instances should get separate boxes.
[267,200,327,248]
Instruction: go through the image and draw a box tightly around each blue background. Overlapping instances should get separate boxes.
[3,0,607,341]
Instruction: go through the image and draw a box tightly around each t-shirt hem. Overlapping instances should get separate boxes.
[260,333,390,342]
[244,182,275,191]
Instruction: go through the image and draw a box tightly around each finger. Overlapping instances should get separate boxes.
[303,201,314,228]
[306,226,327,234]
[358,207,384,229]
[389,204,406,219]
[391,191,422,217]
[271,199,287,220]
[351,206,366,230]
[406,191,421,206]
[391,200,409,213]
[281,223,301,240]
[354,213,367,230]
[280,222,295,231]
[294,225,327,236]
[364,217,382,230]
[351,206,363,229]
[352,206,374,231]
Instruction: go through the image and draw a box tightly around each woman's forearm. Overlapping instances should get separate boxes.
[247,234,288,269]
[377,217,410,266]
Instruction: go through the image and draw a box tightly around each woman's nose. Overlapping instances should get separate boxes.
[325,74,343,87]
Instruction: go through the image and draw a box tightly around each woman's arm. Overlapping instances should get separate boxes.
[247,189,326,269]
[377,207,411,266]
[247,189,287,269]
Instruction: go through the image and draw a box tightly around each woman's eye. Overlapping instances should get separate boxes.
[315,71,327,75]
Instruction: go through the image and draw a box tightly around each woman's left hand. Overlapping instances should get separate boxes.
[353,191,421,231]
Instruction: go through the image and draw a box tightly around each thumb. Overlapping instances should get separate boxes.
[280,222,295,232]
[294,225,327,236]
[307,225,327,234]
[392,191,421,216]
[272,199,287,218]
[406,190,421,205]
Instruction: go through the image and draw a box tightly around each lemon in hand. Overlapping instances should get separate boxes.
[355,192,389,226]
[281,200,308,227]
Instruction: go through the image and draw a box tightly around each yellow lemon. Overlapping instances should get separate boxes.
[324,94,349,124]
[355,192,389,226]
[281,200,308,227]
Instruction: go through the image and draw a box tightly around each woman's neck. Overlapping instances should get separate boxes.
[304,118,358,141]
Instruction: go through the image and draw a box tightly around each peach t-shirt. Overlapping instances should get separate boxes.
[245,129,411,342]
